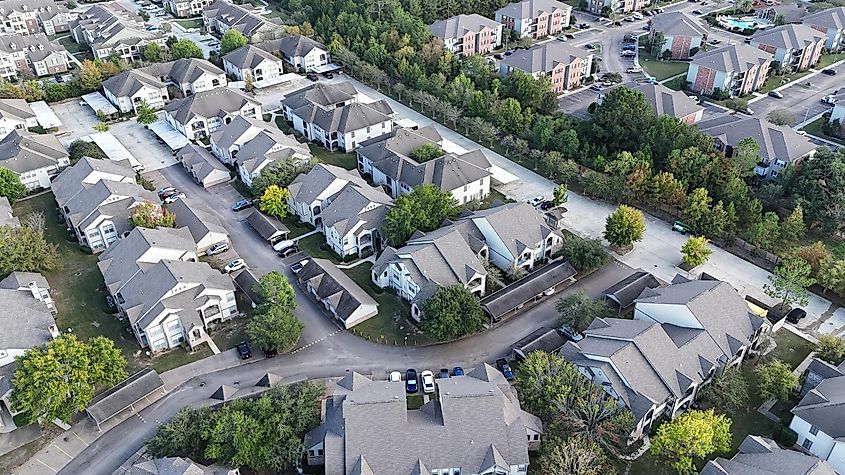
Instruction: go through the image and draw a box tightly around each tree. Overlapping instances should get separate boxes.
[780,204,806,246]
[745,211,780,250]
[482,260,505,293]
[681,235,712,268]
[93,122,109,132]
[382,184,460,247]
[816,335,845,366]
[0,167,27,201]
[683,188,712,233]
[68,139,108,163]
[247,304,303,352]
[651,409,732,475]
[409,143,445,162]
[767,108,794,126]
[790,148,845,234]
[170,39,204,59]
[817,255,845,297]
[135,100,158,125]
[603,205,645,249]
[774,13,787,25]
[258,185,290,220]
[756,359,799,402]
[0,224,61,274]
[725,97,748,112]
[76,60,104,91]
[420,284,485,341]
[648,171,686,207]
[539,436,614,475]
[253,271,297,310]
[650,31,667,57]
[143,43,162,62]
[251,160,312,196]
[130,202,176,228]
[764,257,816,308]
[697,367,748,412]
[12,334,127,424]
[553,184,568,206]
[557,292,614,333]
[516,351,583,418]
[732,137,760,177]
[558,235,609,273]
[795,241,826,273]
[220,29,248,55]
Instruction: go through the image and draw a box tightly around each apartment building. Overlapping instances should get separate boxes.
[202,0,280,42]
[499,42,593,93]
[0,34,69,80]
[164,88,262,140]
[0,99,36,138]
[587,0,646,17]
[751,23,826,72]
[259,35,331,72]
[495,0,572,39]
[0,131,69,190]
[802,7,845,51]
[71,3,167,62]
[164,0,214,18]
[649,11,709,60]
[0,0,69,36]
[430,14,503,56]
[222,44,286,82]
[686,43,773,97]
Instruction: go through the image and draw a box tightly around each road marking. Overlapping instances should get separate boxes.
[71,431,89,446]
[52,444,73,459]
[290,329,342,354]
[136,413,146,423]
[35,458,57,472]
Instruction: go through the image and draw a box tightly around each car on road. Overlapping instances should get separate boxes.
[278,245,299,258]
[528,195,545,207]
[768,90,783,99]
[323,72,334,79]
[590,84,604,91]
[232,198,253,211]
[405,369,418,393]
[496,358,515,381]
[223,258,246,273]
[206,241,229,256]
[709,39,721,45]
[822,68,837,76]
[632,12,643,19]
[452,366,464,376]
[159,188,181,199]
[290,258,309,274]
[389,371,402,382]
[626,66,643,73]
[557,35,568,41]
[786,308,807,324]
[692,9,703,14]
[437,368,450,379]
[621,51,636,57]
[504,50,514,56]
[584,43,595,50]
[558,325,584,342]
[622,44,637,51]
[494,53,503,59]
[236,341,252,360]
[739,107,754,115]
[672,220,692,234]
[614,21,623,26]
[565,33,575,39]
[162,192,185,204]
[420,370,436,393]
[822,95,838,105]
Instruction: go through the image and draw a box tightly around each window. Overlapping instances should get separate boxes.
[809,425,819,436]
[802,438,813,450]
[366,126,371,133]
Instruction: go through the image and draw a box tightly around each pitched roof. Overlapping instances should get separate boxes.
[430,14,500,40]
[210,116,308,173]
[701,435,837,475]
[52,156,135,208]
[692,43,773,73]
[245,210,289,242]
[636,83,704,120]
[102,69,165,98]
[651,11,708,37]
[697,115,816,163]
[0,0,65,19]
[0,99,35,123]
[0,196,19,228]
[319,183,392,237]
[282,82,394,134]
[63,180,158,230]
[176,143,230,185]
[501,42,589,74]
[140,58,224,85]
[0,277,55,351]
[85,368,164,425]
[752,23,826,49]
[462,202,561,259]
[496,0,571,19]
[223,43,282,70]
[792,375,845,439]
[263,35,327,58]
[128,456,238,475]
[801,6,845,31]
[0,271,50,291]
[287,163,369,205]
[296,258,378,323]
[166,198,227,246]
[164,88,260,125]
[0,33,68,63]
[0,130,67,174]
[203,0,278,37]
[602,270,661,309]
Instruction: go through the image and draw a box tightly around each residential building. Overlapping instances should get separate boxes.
[499,42,593,93]
[357,126,492,203]
[209,116,309,188]
[202,0,280,42]
[588,0,646,16]
[259,35,330,72]
[802,7,845,52]
[102,70,170,114]
[697,115,816,180]
[176,143,231,188]
[304,365,542,474]
[222,44,286,82]
[0,0,69,36]
[800,357,845,397]
[0,34,69,80]
[751,23,826,72]
[790,366,845,473]
[560,276,768,440]
[70,3,167,62]
[164,0,215,18]
[281,82,394,152]
[636,83,704,124]
[52,157,137,214]
[166,199,229,254]
[755,4,808,25]
[139,58,228,97]
[0,99,36,138]
[829,92,845,137]
[649,12,708,60]
[129,455,239,475]
[0,196,19,228]
[320,182,392,258]
[286,164,370,227]
[0,131,69,190]
[296,259,378,328]
[495,0,572,39]
[0,271,58,368]
[430,14,503,56]
[164,88,262,140]
[701,434,836,475]
[686,43,773,97]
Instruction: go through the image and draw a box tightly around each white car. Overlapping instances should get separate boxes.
[223,259,246,273]
[272,239,296,252]
[290,258,310,274]
[528,195,545,207]
[420,370,436,394]
[162,193,185,204]
[626,67,642,73]
[206,241,229,256]
[822,95,837,105]
[389,371,402,383]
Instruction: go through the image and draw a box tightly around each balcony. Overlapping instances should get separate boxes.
[754,161,770,177]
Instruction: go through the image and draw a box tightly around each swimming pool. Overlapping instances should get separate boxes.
[720,17,769,30]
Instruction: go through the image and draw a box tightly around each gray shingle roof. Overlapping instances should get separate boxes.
[307,364,540,474]
[245,210,289,242]
[496,0,571,19]
[0,196,19,228]
[176,143,230,186]
[501,42,589,74]
[85,368,163,425]
[211,116,308,173]
[692,43,773,73]
[0,33,68,63]
[52,157,136,208]
[164,88,260,125]
[282,82,393,134]
[102,70,165,98]
[0,272,50,291]
[430,14,500,40]
[802,6,845,31]
[792,375,845,439]
[0,282,55,351]
[223,43,282,70]
[0,99,35,122]
[296,258,377,323]
[262,35,327,58]
[752,23,826,50]
[287,163,369,206]
[602,270,661,309]
[64,180,158,231]
[0,130,67,175]
[651,11,708,37]
[128,456,238,475]
[481,260,576,319]
[701,435,836,475]
[319,183,392,237]
[140,58,224,86]
[461,202,561,259]
[697,115,816,164]
[166,199,227,246]
[636,83,704,120]
[203,0,277,38]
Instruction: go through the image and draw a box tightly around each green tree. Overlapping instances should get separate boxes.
[756,359,799,402]
[253,271,297,310]
[76,60,104,91]
[409,143,445,162]
[816,335,845,366]
[246,305,303,352]
[0,167,27,201]
[696,367,748,412]
[725,97,748,113]
[258,185,290,220]
[790,148,845,234]
[650,409,732,475]
[683,188,712,233]
[556,292,614,333]
[603,205,645,249]
[681,235,712,268]
[219,29,248,55]
[12,334,127,424]
[766,108,794,127]
[764,257,816,308]
[558,235,609,273]
[143,43,162,62]
[553,184,568,206]
[587,86,656,154]
[251,160,313,196]
[647,171,686,207]
[732,137,760,177]
[130,202,176,228]
[420,284,485,341]
[780,204,806,246]
[817,255,845,297]
[68,139,108,163]
[745,211,780,250]
[516,351,583,418]
[135,100,158,125]
[382,184,460,247]
[170,39,204,59]
[93,122,110,132]
[651,31,667,57]
[0,224,61,274]
[539,436,614,475]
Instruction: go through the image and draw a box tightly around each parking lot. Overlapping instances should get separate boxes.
[109,121,179,171]
[50,99,99,140]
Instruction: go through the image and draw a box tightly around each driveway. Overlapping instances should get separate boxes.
[50,100,99,140]
[108,121,179,171]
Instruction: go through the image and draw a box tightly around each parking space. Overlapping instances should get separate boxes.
[50,100,99,140]
[109,121,179,171]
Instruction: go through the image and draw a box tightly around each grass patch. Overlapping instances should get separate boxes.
[406,394,425,409]
[174,18,203,29]
[802,116,845,145]
[639,56,690,81]
[817,52,845,69]
[478,189,513,209]
[295,233,342,263]
[57,35,90,55]
[760,70,813,93]
[343,263,433,346]
[663,76,687,91]
[282,215,313,238]
[150,344,214,373]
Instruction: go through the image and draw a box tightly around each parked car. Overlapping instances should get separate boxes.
[494,53,503,59]
[539,200,555,210]
[236,341,252,360]
[709,39,721,45]
[272,239,296,252]
[768,90,783,99]
[578,23,589,29]
[590,84,604,91]
[262,347,278,358]
[160,189,181,199]
[290,258,309,274]
[557,35,568,41]
[206,241,229,256]
[106,295,116,309]
[622,44,637,51]
[157,186,176,197]
[162,193,185,204]
[621,51,636,57]
[223,258,246,273]
[558,325,584,342]
[389,371,402,382]
[232,198,253,211]
[323,72,334,79]
[822,95,837,105]
[528,195,545,207]
[278,245,299,258]
[672,220,692,234]
[420,370,436,393]
[437,368,450,379]
[405,369,418,393]
[692,9,703,14]
[496,358,515,381]
[452,366,464,376]
[565,33,575,40]
[306,73,318,81]
[786,308,807,324]
[822,68,837,76]
[626,66,642,73]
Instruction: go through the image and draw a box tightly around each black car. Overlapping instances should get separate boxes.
[306,73,318,81]
[105,295,116,309]
[822,68,837,76]
[436,368,450,379]
[786,308,807,324]
[55,74,64,83]
[236,341,252,360]
[494,53,503,59]
[405,368,418,393]
[278,245,299,258]
[262,347,278,358]
[539,200,555,210]
[323,72,334,79]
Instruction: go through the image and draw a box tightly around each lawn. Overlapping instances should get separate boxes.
[273,116,358,170]
[817,52,845,69]
[296,233,342,263]
[479,189,513,209]
[174,18,203,30]
[803,116,845,146]
[639,56,690,81]
[211,293,253,351]
[282,215,313,238]
[759,70,812,93]
[57,35,91,56]
[12,193,218,374]
[343,263,433,346]
[663,76,687,91]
